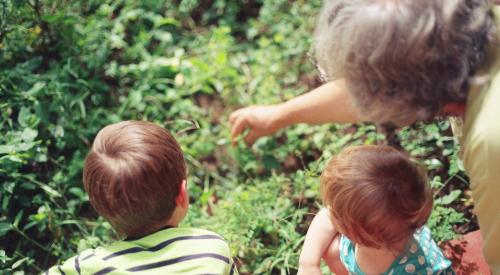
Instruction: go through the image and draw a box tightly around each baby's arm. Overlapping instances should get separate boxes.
[298,208,338,275]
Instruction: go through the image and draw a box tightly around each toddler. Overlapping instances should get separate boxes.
[299,145,454,275]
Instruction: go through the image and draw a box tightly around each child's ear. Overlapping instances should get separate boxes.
[175,180,189,209]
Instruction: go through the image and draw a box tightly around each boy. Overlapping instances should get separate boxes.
[46,121,237,274]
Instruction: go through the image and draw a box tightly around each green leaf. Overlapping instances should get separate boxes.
[11,257,29,270]
[41,13,65,23]
[0,249,8,264]
[153,31,173,42]
[155,17,180,27]
[436,190,461,205]
[19,182,36,190]
[21,128,38,142]
[68,187,87,199]
[17,107,32,128]
[26,82,46,97]
[15,142,36,152]
[13,211,23,228]
[0,145,15,154]
[0,223,12,237]
[35,153,48,162]
[17,107,40,128]
[41,185,62,198]
[31,213,47,222]
[129,90,142,107]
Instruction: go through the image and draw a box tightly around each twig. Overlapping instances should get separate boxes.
[13,227,50,252]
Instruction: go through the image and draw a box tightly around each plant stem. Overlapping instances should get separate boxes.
[13,251,43,272]
[13,227,50,252]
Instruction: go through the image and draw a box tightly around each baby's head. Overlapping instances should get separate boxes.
[83,121,188,238]
[321,145,432,251]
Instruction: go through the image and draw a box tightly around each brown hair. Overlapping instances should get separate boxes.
[83,121,186,237]
[314,0,497,126]
[320,145,432,251]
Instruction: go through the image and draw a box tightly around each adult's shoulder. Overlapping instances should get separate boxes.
[462,65,500,184]
[462,4,500,148]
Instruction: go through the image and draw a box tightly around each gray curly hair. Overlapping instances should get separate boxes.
[314,0,498,125]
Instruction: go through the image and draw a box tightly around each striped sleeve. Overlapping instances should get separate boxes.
[44,264,68,275]
[44,249,95,275]
[228,259,239,275]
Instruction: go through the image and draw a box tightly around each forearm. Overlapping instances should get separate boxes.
[276,79,362,128]
[297,265,323,275]
[299,209,338,273]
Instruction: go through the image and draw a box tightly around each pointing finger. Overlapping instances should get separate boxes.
[244,130,259,146]
[231,116,249,145]
[229,108,244,124]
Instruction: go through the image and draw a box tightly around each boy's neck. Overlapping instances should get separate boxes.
[124,225,175,241]
[124,207,187,241]
[354,239,408,275]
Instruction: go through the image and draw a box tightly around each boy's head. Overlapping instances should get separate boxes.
[314,0,495,126]
[83,121,187,237]
[321,145,432,251]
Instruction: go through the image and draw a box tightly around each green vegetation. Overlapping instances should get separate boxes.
[0,0,471,274]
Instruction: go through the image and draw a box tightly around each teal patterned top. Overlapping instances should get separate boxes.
[339,226,455,275]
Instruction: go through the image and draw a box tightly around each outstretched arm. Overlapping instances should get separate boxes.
[298,208,339,275]
[229,79,362,145]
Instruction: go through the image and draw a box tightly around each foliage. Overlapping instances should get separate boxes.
[398,122,468,241]
[0,0,470,274]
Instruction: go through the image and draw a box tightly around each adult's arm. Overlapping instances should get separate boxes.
[229,79,362,145]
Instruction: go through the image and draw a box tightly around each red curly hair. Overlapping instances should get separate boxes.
[321,145,433,251]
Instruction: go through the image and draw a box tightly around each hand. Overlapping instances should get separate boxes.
[229,105,284,146]
[323,234,348,275]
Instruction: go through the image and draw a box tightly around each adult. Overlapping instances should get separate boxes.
[230,0,500,272]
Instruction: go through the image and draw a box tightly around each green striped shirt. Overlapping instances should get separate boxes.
[45,227,238,275]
